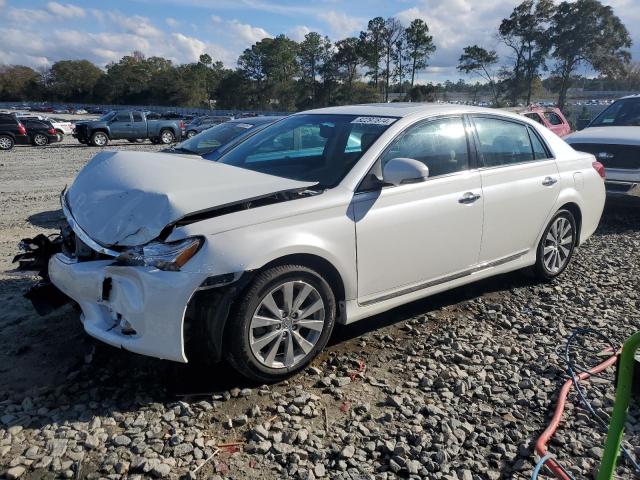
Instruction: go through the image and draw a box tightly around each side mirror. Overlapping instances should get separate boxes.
[382,158,429,186]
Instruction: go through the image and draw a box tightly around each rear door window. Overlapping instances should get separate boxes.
[132,112,143,122]
[473,117,536,167]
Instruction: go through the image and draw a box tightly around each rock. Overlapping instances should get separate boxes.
[233,414,248,427]
[340,445,355,459]
[113,435,132,447]
[6,466,26,479]
[151,463,171,477]
[174,443,193,457]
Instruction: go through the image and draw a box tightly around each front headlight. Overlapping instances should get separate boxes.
[116,237,203,271]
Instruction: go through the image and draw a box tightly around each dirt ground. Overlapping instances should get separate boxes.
[0,135,168,392]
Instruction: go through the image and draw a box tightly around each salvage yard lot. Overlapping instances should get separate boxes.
[1,138,639,479]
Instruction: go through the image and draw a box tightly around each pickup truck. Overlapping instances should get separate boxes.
[73,110,184,146]
[565,94,640,199]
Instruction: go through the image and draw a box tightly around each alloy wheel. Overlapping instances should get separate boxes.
[161,131,174,144]
[543,216,573,274]
[94,133,107,146]
[249,280,325,369]
[0,136,12,149]
[34,134,47,146]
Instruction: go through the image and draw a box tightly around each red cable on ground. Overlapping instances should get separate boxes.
[535,352,619,479]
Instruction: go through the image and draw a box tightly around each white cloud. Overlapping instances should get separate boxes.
[288,25,312,42]
[165,17,180,28]
[46,2,85,18]
[317,10,362,38]
[7,8,52,24]
[225,19,271,44]
[105,11,163,38]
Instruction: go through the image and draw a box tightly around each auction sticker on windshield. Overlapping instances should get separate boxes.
[351,116,397,125]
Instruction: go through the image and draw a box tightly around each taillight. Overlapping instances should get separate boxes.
[179,121,185,129]
[48,127,56,135]
[17,123,26,135]
[592,161,605,179]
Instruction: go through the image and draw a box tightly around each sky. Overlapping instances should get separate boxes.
[1,0,638,83]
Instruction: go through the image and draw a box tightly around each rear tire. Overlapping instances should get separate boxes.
[534,209,577,281]
[224,265,336,382]
[32,133,48,146]
[160,129,175,144]
[90,131,109,147]
[55,130,64,142]
[0,135,14,150]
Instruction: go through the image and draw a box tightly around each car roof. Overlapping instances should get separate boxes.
[301,102,496,118]
[619,94,640,100]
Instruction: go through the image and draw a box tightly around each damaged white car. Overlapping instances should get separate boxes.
[24,104,606,382]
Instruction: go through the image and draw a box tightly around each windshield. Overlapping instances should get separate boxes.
[216,114,396,188]
[175,121,258,155]
[590,98,640,127]
[99,111,116,122]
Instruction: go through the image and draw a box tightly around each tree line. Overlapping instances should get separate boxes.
[0,0,634,112]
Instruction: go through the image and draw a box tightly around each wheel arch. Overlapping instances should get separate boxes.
[259,253,347,318]
[183,252,347,364]
[91,128,110,138]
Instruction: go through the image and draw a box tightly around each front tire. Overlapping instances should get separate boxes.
[225,265,336,382]
[534,209,577,281]
[90,131,109,147]
[186,130,197,139]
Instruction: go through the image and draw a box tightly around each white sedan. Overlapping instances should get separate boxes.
[48,104,605,381]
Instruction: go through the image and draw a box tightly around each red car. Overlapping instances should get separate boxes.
[522,107,571,137]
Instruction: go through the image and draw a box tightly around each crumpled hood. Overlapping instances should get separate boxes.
[65,150,315,247]
[565,126,640,146]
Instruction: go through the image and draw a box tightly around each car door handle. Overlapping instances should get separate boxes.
[458,192,481,204]
[542,176,558,186]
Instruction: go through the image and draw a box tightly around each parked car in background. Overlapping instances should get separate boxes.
[48,118,75,139]
[0,113,29,150]
[21,118,60,146]
[521,107,571,137]
[73,110,183,146]
[565,94,640,199]
[164,116,283,157]
[45,104,604,382]
[183,115,235,138]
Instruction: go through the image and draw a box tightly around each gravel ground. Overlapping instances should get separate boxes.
[1,136,640,480]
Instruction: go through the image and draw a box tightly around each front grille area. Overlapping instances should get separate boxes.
[569,143,640,170]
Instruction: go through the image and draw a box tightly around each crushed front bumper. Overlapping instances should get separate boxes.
[48,253,205,363]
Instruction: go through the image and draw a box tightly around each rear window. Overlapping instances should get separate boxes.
[0,115,17,125]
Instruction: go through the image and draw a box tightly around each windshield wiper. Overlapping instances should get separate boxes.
[169,147,197,154]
